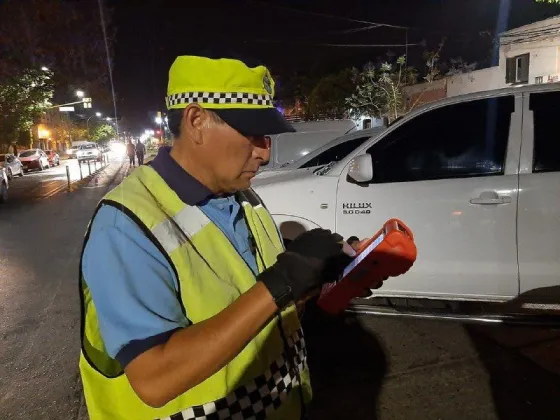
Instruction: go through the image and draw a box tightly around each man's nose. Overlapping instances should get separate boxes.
[252,136,271,162]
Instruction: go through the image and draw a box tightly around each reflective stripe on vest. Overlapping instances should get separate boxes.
[79,165,312,420]
[160,329,307,420]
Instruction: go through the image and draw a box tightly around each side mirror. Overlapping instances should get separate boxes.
[347,153,373,183]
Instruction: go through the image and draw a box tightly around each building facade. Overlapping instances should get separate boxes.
[405,15,560,105]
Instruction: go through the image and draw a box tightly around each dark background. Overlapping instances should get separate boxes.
[110,0,560,129]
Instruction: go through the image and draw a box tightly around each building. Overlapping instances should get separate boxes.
[31,109,83,152]
[405,15,560,105]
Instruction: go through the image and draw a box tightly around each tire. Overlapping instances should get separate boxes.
[57,159,60,166]
[7,169,12,180]
[0,182,7,204]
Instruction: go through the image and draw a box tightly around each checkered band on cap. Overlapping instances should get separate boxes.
[159,328,307,420]
[166,91,273,108]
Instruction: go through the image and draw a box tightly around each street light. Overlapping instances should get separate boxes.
[86,112,103,137]
[41,66,49,72]
[76,90,85,98]
[155,113,163,144]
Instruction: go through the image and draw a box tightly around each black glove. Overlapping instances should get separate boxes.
[258,229,351,310]
[286,228,352,281]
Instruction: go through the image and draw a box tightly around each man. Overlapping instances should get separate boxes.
[136,140,146,165]
[126,139,136,166]
[79,55,368,420]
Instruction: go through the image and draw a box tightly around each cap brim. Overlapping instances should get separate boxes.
[213,108,296,137]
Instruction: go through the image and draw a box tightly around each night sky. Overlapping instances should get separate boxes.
[109,0,560,132]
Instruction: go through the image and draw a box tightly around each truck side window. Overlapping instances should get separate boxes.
[530,91,560,173]
[367,96,514,183]
[300,137,370,169]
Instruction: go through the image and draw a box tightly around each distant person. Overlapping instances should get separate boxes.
[126,139,136,166]
[135,140,146,165]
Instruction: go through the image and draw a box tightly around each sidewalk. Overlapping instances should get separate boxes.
[43,157,125,198]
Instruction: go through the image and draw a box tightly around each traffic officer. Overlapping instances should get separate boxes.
[78,55,360,420]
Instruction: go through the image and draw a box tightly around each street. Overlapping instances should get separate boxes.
[1,158,560,419]
[5,155,114,205]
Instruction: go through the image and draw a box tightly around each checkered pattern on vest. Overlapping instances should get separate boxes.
[166,91,273,108]
[159,328,307,420]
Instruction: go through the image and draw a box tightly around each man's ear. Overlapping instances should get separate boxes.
[182,104,207,145]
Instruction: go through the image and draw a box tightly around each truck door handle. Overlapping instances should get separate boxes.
[470,191,512,205]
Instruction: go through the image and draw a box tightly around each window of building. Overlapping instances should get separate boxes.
[506,53,530,84]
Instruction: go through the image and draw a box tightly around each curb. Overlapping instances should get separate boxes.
[43,153,155,199]
[42,161,113,198]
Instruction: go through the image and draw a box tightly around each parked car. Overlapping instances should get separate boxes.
[76,142,102,163]
[0,167,8,204]
[252,83,560,325]
[253,127,387,183]
[260,120,361,171]
[44,150,60,166]
[0,153,24,179]
[18,149,50,172]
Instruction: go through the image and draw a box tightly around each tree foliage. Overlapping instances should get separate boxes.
[308,69,356,118]
[276,72,319,114]
[346,56,418,122]
[90,123,116,144]
[0,68,54,145]
[51,115,87,147]
[445,57,478,75]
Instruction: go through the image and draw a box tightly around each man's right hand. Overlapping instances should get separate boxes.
[258,229,350,309]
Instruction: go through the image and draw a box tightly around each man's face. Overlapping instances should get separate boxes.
[200,119,270,193]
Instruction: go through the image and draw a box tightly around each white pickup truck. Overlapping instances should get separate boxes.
[253,84,560,325]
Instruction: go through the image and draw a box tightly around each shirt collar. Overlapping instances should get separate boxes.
[149,146,214,206]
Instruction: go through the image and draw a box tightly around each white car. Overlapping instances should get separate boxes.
[254,127,387,183]
[253,83,560,325]
[0,153,24,179]
[0,167,8,204]
[261,120,362,171]
[77,143,102,163]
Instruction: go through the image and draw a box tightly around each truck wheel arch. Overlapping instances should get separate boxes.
[271,214,322,243]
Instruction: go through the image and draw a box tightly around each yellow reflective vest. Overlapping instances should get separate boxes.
[79,165,312,420]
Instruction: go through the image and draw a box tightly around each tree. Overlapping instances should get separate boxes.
[307,69,357,118]
[51,116,87,149]
[422,39,446,83]
[90,123,115,144]
[446,57,478,76]
[346,56,418,123]
[0,68,54,148]
[276,72,321,116]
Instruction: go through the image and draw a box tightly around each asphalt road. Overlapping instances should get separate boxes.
[5,155,112,205]
[1,156,559,419]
